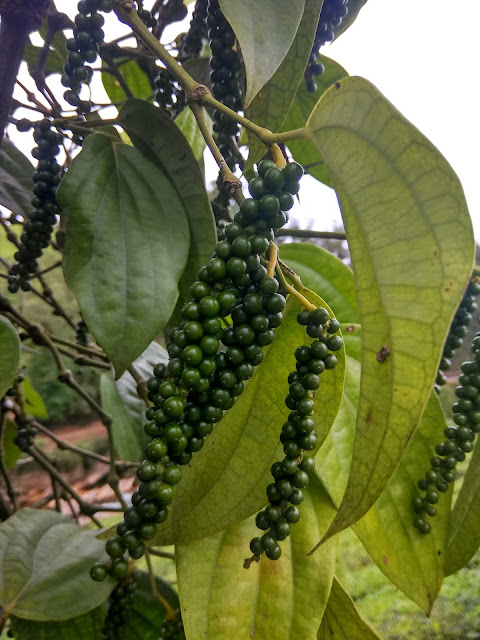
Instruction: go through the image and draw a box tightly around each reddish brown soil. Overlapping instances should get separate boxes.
[6,420,134,523]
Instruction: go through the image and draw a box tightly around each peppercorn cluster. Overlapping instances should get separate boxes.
[14,417,38,453]
[179,0,208,58]
[102,572,138,640]
[305,0,349,92]
[8,119,62,293]
[62,0,112,115]
[247,308,343,562]
[91,161,304,578]
[436,280,480,388]
[207,0,245,226]
[413,326,480,534]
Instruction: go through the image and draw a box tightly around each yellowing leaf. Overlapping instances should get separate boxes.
[304,76,474,540]
[317,577,384,640]
[177,478,336,640]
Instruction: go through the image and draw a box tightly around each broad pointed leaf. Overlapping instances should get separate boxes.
[117,100,216,330]
[280,242,359,323]
[0,139,34,218]
[304,76,474,541]
[245,0,324,169]
[0,316,20,399]
[218,0,305,108]
[10,606,105,640]
[151,295,344,546]
[102,59,152,103]
[177,477,336,640]
[0,509,113,621]
[317,577,383,640]
[445,436,480,575]
[59,133,190,376]
[282,55,348,188]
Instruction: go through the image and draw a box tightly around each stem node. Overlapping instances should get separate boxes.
[187,84,210,104]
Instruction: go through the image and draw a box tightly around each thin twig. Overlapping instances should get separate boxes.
[28,446,102,526]
[148,547,175,560]
[276,229,346,240]
[50,335,109,361]
[0,297,128,510]
[145,549,177,620]
[37,260,62,276]
[33,419,138,470]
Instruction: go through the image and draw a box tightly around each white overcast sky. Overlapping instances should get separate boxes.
[14,0,480,239]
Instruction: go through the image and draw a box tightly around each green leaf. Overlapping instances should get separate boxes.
[117,100,216,329]
[101,373,141,462]
[152,295,344,546]
[59,133,190,376]
[102,59,152,103]
[2,418,21,470]
[174,108,208,163]
[218,0,305,108]
[23,378,48,419]
[0,317,20,399]
[10,607,105,640]
[445,436,480,576]
[280,242,359,323]
[245,0,325,169]
[305,75,474,541]
[123,570,180,640]
[0,509,114,621]
[282,55,348,188]
[317,576,384,640]
[0,139,34,218]
[101,341,168,461]
[316,331,451,612]
[177,477,336,640]
[22,44,64,77]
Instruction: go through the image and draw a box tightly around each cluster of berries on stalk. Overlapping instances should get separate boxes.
[247,309,343,563]
[413,310,480,534]
[92,161,305,578]
[102,572,138,640]
[62,0,112,115]
[436,280,480,388]
[8,119,62,293]
[305,0,350,92]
